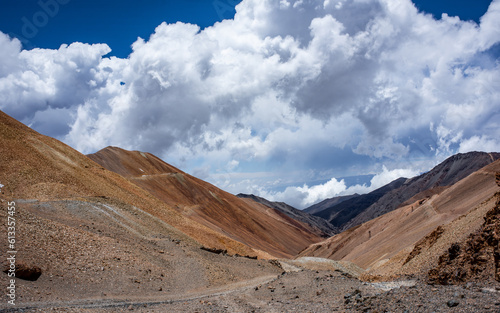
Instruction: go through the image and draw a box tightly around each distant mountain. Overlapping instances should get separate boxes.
[299,158,500,283]
[312,178,407,229]
[342,151,500,231]
[303,194,359,215]
[88,147,322,258]
[237,194,338,237]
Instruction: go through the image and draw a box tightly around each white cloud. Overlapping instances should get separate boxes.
[368,166,418,189]
[458,135,500,153]
[1,0,500,207]
[258,166,419,209]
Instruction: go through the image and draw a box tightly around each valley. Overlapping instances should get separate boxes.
[1,109,499,312]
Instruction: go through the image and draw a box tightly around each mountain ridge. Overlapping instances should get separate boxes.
[0,109,287,304]
[342,151,500,231]
[311,177,407,229]
[305,151,500,232]
[303,194,359,215]
[237,193,338,237]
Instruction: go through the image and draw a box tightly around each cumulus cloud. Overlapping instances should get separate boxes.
[1,0,500,206]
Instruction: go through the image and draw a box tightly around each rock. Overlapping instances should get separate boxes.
[447,299,459,308]
[3,262,42,281]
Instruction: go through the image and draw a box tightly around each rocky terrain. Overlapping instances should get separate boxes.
[299,159,500,284]
[306,152,500,233]
[4,268,499,312]
[428,178,500,285]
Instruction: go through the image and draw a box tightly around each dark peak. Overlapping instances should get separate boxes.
[237,193,258,199]
[407,151,500,187]
[441,151,500,163]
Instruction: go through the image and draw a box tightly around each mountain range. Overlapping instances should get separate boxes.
[1,109,499,310]
[299,156,500,281]
[306,152,500,231]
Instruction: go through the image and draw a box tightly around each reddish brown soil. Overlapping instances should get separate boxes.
[2,109,500,312]
[88,146,322,258]
[0,110,259,257]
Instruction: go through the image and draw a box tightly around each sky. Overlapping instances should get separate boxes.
[0,0,499,209]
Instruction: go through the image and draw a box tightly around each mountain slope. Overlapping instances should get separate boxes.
[88,146,322,258]
[0,110,283,304]
[343,152,500,230]
[312,178,407,229]
[298,158,500,281]
[428,185,500,284]
[237,193,338,237]
[0,110,260,257]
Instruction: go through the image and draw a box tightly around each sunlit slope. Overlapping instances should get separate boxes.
[0,109,261,257]
[88,146,322,258]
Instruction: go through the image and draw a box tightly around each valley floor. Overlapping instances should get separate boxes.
[3,269,499,313]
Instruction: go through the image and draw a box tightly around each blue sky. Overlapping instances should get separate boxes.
[0,0,241,58]
[1,0,499,208]
[0,0,492,57]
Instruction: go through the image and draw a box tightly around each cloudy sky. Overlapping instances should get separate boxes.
[1,0,499,209]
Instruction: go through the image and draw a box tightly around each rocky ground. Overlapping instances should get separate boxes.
[2,197,500,312]
[3,269,499,312]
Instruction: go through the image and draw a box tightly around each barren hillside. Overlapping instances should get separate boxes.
[0,110,261,257]
[1,109,499,312]
[88,146,322,258]
[299,159,500,281]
